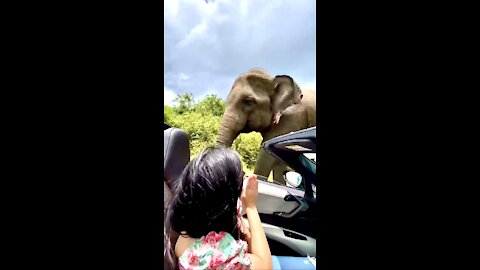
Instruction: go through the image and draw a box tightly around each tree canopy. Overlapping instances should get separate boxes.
[164,93,262,170]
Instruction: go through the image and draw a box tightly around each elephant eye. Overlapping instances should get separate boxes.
[244,99,256,106]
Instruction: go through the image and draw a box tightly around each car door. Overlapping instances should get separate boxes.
[253,175,316,257]
[242,128,317,257]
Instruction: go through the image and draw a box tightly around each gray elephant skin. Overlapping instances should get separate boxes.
[216,69,316,184]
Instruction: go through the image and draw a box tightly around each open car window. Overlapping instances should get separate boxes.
[260,127,317,196]
[299,153,316,176]
[303,153,316,164]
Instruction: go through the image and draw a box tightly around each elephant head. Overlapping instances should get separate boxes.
[216,69,301,147]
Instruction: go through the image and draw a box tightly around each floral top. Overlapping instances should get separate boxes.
[178,231,252,270]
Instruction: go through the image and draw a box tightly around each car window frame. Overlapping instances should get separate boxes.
[262,128,316,198]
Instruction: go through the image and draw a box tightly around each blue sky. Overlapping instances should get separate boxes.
[164,0,316,106]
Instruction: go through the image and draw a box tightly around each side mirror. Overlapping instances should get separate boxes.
[284,172,302,188]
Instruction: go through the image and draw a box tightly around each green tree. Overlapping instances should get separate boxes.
[164,105,175,125]
[164,92,263,170]
[167,110,221,158]
[232,132,263,170]
[193,94,225,116]
[174,92,195,114]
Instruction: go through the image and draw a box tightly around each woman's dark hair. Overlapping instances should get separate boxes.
[164,146,244,269]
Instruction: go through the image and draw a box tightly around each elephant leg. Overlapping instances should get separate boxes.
[272,161,288,185]
[253,148,276,180]
[254,150,288,185]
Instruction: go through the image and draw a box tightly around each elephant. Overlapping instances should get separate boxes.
[216,68,316,185]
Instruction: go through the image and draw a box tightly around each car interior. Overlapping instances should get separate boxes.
[163,124,316,268]
[253,127,317,257]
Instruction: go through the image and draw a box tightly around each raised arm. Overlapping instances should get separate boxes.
[241,174,272,270]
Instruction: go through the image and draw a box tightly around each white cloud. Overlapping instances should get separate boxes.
[178,22,208,48]
[164,0,179,23]
[164,87,177,106]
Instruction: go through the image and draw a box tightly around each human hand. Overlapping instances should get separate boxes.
[241,174,258,210]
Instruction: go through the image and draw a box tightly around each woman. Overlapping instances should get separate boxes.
[164,146,271,270]
[164,147,313,270]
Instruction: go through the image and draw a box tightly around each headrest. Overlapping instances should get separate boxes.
[164,128,190,191]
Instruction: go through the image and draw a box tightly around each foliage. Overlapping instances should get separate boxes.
[232,132,262,169]
[164,92,262,170]
[173,92,195,114]
[192,94,225,117]
[170,111,221,157]
[164,105,175,123]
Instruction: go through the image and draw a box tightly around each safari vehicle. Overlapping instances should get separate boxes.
[163,124,317,265]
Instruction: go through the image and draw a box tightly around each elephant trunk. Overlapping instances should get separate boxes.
[216,111,244,148]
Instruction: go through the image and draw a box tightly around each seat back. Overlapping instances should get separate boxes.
[164,127,190,192]
[164,127,189,270]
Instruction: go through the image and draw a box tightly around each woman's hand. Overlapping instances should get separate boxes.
[241,174,258,210]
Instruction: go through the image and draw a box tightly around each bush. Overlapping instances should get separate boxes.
[165,93,262,170]
[166,111,221,158]
[232,132,263,170]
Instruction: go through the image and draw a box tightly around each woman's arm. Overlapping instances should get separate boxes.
[246,206,272,269]
[241,175,272,270]
[239,218,252,252]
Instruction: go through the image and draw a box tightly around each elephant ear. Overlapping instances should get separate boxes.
[273,75,299,91]
[243,70,275,93]
[271,75,302,117]
[273,75,302,99]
